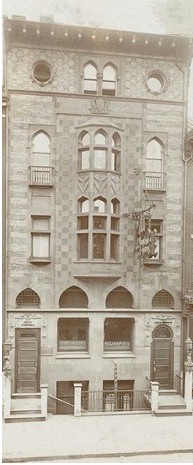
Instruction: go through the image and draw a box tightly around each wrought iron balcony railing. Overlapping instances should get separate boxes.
[144,172,165,191]
[29,166,54,186]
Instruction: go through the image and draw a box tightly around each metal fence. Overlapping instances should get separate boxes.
[81,389,151,413]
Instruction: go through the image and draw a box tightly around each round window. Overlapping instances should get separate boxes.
[147,72,165,93]
[33,62,52,84]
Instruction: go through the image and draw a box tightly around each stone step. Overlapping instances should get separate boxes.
[12,393,41,399]
[4,413,46,423]
[11,397,41,411]
[154,409,192,417]
[11,409,41,415]
[159,390,178,396]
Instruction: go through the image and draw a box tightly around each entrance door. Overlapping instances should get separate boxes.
[15,329,40,393]
[151,324,174,389]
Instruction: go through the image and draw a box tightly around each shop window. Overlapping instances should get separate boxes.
[16,288,40,308]
[106,286,133,308]
[31,216,50,261]
[102,64,117,96]
[145,138,164,190]
[152,289,174,308]
[104,318,134,352]
[57,318,89,352]
[59,286,88,308]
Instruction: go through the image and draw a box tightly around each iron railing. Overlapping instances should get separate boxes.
[30,166,53,186]
[81,389,151,413]
[145,172,164,190]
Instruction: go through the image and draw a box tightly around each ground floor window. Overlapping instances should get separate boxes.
[56,381,89,414]
[57,318,89,352]
[103,380,134,411]
[104,318,134,352]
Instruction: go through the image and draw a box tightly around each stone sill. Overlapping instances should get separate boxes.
[143,260,162,266]
[56,353,90,359]
[30,258,51,264]
[103,352,136,358]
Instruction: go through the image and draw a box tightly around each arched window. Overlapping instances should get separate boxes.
[93,197,106,213]
[59,286,88,308]
[145,138,163,190]
[31,131,52,185]
[83,63,97,95]
[77,198,89,258]
[102,64,117,96]
[111,132,121,171]
[94,131,107,170]
[153,324,173,339]
[106,287,133,308]
[78,131,90,170]
[152,289,174,308]
[16,288,40,308]
[32,131,50,166]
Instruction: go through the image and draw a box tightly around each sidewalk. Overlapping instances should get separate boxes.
[2,413,193,462]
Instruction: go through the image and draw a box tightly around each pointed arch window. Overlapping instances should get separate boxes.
[16,288,40,308]
[102,64,117,96]
[83,63,97,95]
[152,290,174,308]
[78,129,121,172]
[30,131,53,186]
[145,138,164,190]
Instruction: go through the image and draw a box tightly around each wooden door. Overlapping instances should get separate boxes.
[151,325,174,389]
[15,329,40,393]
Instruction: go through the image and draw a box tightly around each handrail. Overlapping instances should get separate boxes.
[48,393,88,413]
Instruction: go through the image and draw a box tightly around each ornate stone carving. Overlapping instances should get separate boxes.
[93,173,108,195]
[145,314,181,347]
[89,97,111,115]
[111,174,121,196]
[77,173,90,195]
[7,313,48,345]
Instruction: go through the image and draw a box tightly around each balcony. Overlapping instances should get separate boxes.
[144,172,165,191]
[29,166,54,187]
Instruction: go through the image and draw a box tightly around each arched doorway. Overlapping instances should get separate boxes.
[151,324,174,389]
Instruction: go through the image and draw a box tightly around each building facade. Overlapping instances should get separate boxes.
[3,16,193,411]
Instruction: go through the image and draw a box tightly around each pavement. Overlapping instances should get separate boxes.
[2,412,193,463]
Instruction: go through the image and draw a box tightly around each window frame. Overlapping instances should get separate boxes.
[104,318,134,353]
[143,219,163,265]
[57,318,89,353]
[30,216,51,263]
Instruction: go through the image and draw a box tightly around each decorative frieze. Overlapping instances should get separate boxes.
[145,313,181,347]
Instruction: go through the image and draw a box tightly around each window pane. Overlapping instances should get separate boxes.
[147,140,162,160]
[146,159,162,172]
[33,133,50,152]
[78,216,89,229]
[32,234,49,257]
[93,216,106,229]
[94,149,106,169]
[103,65,116,81]
[80,150,90,169]
[84,64,97,79]
[104,318,133,351]
[93,234,106,259]
[81,133,90,145]
[32,152,50,166]
[111,218,119,231]
[111,200,119,214]
[79,234,88,258]
[110,234,119,260]
[32,218,49,231]
[95,133,106,144]
[58,318,88,352]
[80,199,89,213]
[93,199,106,213]
[84,80,97,92]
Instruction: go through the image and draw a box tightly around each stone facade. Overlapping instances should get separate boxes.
[4,17,193,405]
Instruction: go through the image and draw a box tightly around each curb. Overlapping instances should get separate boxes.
[3,448,193,463]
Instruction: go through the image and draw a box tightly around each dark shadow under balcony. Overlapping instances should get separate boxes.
[29,166,54,187]
[144,172,165,191]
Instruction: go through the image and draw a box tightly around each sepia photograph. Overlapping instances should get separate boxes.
[2,0,193,463]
